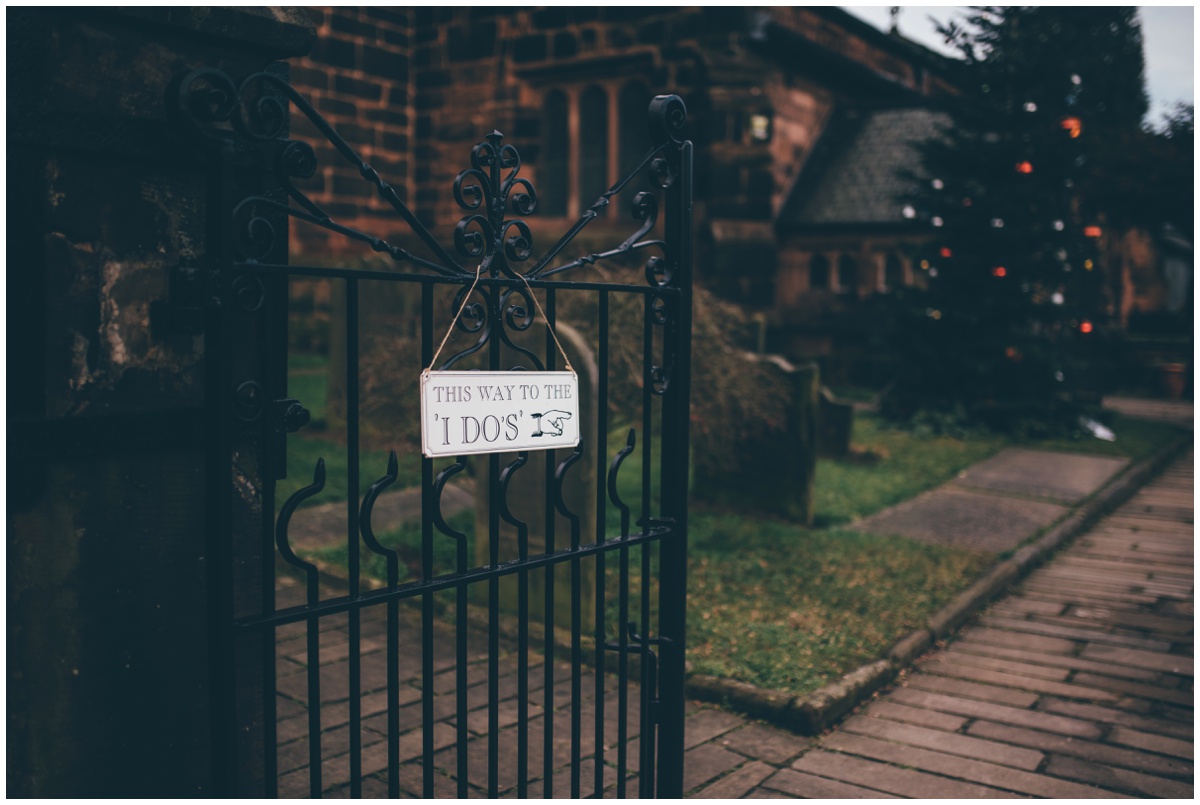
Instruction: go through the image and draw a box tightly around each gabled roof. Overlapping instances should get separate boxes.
[780,105,950,230]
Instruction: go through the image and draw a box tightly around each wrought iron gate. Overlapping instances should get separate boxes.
[175,67,692,798]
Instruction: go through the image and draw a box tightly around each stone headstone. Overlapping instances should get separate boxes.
[818,387,854,458]
[692,355,819,524]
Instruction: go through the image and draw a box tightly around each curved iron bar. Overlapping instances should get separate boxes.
[452,132,542,281]
[175,68,464,274]
[552,448,584,525]
[430,459,470,548]
[234,71,466,274]
[172,68,240,141]
[275,458,327,606]
[536,239,667,281]
[359,450,401,588]
[535,189,667,280]
[607,430,637,539]
[496,452,531,541]
[527,144,669,279]
[178,69,691,288]
[495,286,545,371]
[231,195,460,276]
[438,284,494,370]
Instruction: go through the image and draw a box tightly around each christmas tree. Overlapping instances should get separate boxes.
[882,7,1150,433]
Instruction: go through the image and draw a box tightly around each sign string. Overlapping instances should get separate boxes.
[425,264,575,376]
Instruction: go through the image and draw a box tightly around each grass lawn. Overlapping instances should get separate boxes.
[684,410,1182,695]
[811,414,1005,527]
[686,520,989,692]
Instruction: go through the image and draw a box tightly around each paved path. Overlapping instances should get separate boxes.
[855,447,1129,554]
[1104,395,1194,430]
[715,448,1194,798]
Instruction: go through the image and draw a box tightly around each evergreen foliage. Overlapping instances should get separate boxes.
[882,7,1152,432]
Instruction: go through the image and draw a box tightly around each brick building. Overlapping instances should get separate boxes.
[285,7,956,342]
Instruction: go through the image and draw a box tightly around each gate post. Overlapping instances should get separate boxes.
[6,9,313,797]
[651,96,695,799]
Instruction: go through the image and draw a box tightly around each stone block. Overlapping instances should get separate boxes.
[817,387,854,458]
[691,357,818,523]
[953,448,1129,504]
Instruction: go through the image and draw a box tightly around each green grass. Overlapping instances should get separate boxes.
[679,410,1181,696]
[287,367,328,425]
[279,351,422,504]
[1017,414,1181,461]
[277,434,420,505]
[812,413,1006,526]
[808,411,1180,528]
[288,352,329,373]
[686,517,990,693]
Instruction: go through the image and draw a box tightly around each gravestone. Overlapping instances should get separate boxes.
[472,322,599,631]
[692,355,819,525]
[818,386,854,458]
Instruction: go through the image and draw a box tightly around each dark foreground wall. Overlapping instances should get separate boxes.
[6,9,312,796]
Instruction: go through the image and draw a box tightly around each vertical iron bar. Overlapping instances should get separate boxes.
[655,138,693,799]
[569,522,581,799]
[204,148,237,795]
[640,293,655,797]
[593,290,609,798]
[456,542,469,798]
[617,533,629,797]
[543,288,557,796]
[386,577,400,796]
[517,465,529,799]
[346,277,362,798]
[488,287,501,798]
[261,275,280,797]
[306,612,322,796]
[421,285,435,799]
[569,299,583,799]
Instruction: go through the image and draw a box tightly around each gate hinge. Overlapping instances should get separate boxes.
[272,398,311,434]
[269,398,310,480]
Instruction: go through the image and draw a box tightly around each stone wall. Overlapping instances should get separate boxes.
[288,8,413,256]
[7,8,314,796]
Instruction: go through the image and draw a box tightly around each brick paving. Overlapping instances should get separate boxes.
[272,404,1192,798]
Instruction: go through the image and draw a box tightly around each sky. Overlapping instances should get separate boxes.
[844,5,1194,125]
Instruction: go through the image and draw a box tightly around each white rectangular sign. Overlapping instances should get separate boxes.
[420,370,580,458]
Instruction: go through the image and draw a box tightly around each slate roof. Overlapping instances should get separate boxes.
[781,106,950,228]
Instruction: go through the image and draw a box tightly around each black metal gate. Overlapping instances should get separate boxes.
[175,67,692,798]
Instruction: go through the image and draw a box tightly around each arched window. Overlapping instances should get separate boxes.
[884,253,905,290]
[578,85,609,218]
[809,254,829,290]
[539,90,569,217]
[618,81,654,196]
[837,255,858,293]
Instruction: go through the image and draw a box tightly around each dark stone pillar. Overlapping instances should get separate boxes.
[6,8,313,796]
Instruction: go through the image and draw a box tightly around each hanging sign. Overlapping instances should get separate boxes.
[420,370,580,457]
